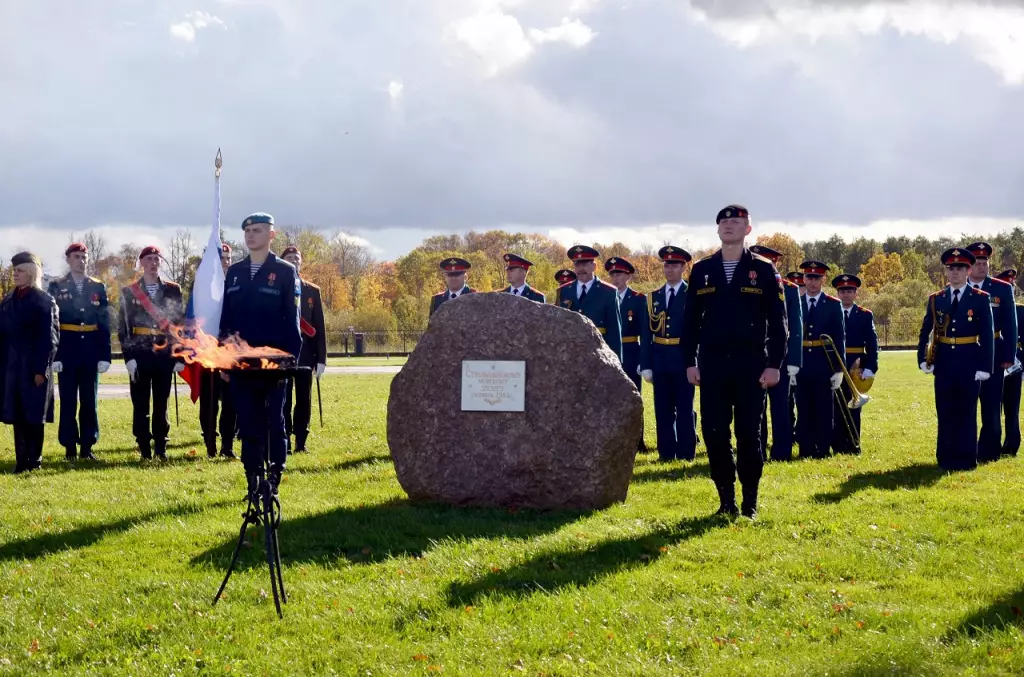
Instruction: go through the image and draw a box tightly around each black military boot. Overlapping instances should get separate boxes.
[220,446,237,460]
[79,446,97,461]
[741,484,759,520]
[715,483,739,517]
[154,443,168,461]
[65,446,77,462]
[139,441,152,460]
[205,437,218,459]
[294,434,308,454]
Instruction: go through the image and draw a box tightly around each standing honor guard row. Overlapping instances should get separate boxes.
[281,245,327,455]
[994,268,1023,457]
[606,257,648,452]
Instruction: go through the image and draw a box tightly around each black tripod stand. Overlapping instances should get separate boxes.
[211,365,307,618]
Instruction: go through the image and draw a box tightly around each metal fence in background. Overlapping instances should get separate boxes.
[108,323,923,358]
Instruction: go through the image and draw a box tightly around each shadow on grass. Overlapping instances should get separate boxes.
[812,463,948,504]
[630,461,711,484]
[946,586,1024,639]
[0,499,233,562]
[191,498,591,571]
[290,455,393,475]
[445,513,725,606]
[0,448,231,475]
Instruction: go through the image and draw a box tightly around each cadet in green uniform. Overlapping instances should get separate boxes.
[606,256,648,452]
[430,258,477,316]
[48,242,112,461]
[281,246,327,453]
[501,254,545,301]
[118,246,185,460]
[557,246,621,362]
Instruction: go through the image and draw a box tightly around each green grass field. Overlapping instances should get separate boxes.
[2,353,1023,675]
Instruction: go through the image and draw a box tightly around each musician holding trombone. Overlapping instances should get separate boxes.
[795,260,846,459]
[917,248,994,471]
[831,274,878,454]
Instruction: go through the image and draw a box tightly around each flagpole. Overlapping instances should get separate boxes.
[214,148,222,240]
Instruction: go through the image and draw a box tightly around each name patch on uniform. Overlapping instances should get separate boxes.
[697,287,716,295]
[226,285,241,293]
[740,287,762,295]
[258,286,281,296]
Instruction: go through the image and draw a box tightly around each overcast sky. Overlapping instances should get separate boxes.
[2,0,1022,269]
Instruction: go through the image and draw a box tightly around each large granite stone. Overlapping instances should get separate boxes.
[386,292,643,510]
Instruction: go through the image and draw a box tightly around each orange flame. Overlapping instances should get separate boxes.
[159,319,292,370]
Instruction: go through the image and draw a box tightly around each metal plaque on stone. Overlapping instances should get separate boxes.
[461,360,526,412]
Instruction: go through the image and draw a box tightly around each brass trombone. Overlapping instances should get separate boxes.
[820,334,870,453]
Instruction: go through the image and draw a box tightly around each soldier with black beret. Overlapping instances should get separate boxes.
[606,257,649,452]
[220,212,302,495]
[917,248,994,470]
[430,258,477,316]
[557,245,622,362]
[48,242,112,461]
[640,246,697,461]
[995,268,1023,456]
[501,254,545,302]
[119,245,185,461]
[682,205,788,519]
[0,252,60,474]
[965,242,1018,463]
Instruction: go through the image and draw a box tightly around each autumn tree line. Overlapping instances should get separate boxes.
[2,226,1023,342]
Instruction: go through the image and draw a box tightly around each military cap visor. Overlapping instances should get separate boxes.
[966,242,993,260]
[785,271,805,287]
[554,269,577,284]
[503,253,533,270]
[832,274,861,289]
[942,248,975,266]
[604,257,635,274]
[799,260,828,276]
[659,245,692,263]
[440,257,471,273]
[995,268,1018,282]
[11,251,41,267]
[749,244,781,261]
[567,245,600,262]
[716,205,750,223]
[242,212,275,229]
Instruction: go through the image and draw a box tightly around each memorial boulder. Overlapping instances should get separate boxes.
[386,292,643,510]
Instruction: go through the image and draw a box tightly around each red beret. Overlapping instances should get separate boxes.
[65,242,88,256]
[281,246,300,258]
[139,245,162,260]
[221,243,232,254]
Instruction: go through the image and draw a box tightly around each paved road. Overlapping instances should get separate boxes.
[80,365,402,399]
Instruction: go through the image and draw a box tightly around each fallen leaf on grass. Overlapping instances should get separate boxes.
[736,571,745,579]
[855,621,865,630]
[427,666,442,673]
[413,654,428,662]
[490,566,502,574]
[28,639,39,655]
[464,606,474,614]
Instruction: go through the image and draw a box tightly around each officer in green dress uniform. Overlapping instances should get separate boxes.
[606,256,648,452]
[430,258,477,316]
[556,246,621,361]
[48,242,112,461]
[501,254,545,301]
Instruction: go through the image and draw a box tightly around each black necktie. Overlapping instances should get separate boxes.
[578,284,588,305]
[450,292,457,300]
[952,288,960,314]
[844,309,849,323]
[809,297,817,313]
[668,287,676,306]
[513,288,519,295]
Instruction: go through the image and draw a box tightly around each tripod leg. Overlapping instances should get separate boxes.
[269,494,287,604]
[262,482,284,618]
[213,497,257,607]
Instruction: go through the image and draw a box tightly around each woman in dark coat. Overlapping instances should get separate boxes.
[0,252,60,473]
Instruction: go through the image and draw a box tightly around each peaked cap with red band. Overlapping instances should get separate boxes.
[440,257,471,273]
[942,248,976,266]
[832,274,861,290]
[749,244,781,262]
[503,253,533,270]
[786,271,804,287]
[966,242,993,260]
[995,268,1017,283]
[799,259,828,276]
[604,257,635,274]
[659,245,692,263]
[554,269,577,284]
[567,245,599,262]
[716,204,750,223]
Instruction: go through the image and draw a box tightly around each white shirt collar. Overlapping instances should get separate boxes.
[577,279,592,294]
[950,284,968,296]
[806,291,823,303]
[511,284,527,295]
[449,288,461,298]
[665,281,683,295]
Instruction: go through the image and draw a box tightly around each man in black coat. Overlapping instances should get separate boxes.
[0,252,60,474]
[281,245,327,454]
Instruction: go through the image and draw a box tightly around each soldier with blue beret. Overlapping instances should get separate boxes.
[750,244,803,461]
[606,256,648,452]
[48,242,112,461]
[995,268,1023,456]
[430,258,477,316]
[682,206,788,518]
[830,273,878,453]
[965,242,1018,463]
[220,212,302,495]
[917,248,994,471]
[640,245,697,462]
[557,245,622,361]
[795,259,846,459]
[501,254,545,302]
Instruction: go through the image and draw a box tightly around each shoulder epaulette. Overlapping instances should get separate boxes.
[991,277,1011,287]
[634,291,646,298]
[972,286,990,297]
[782,279,796,288]
[859,306,872,314]
[823,293,839,302]
[433,290,446,298]
[929,290,944,298]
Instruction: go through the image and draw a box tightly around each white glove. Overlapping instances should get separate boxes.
[920,362,934,375]
[790,373,798,387]
[52,361,63,374]
[173,362,185,374]
[975,371,990,381]
[829,373,843,390]
[787,365,799,378]
[97,361,110,374]
[126,359,138,382]
[860,369,874,379]
[641,369,653,383]
[636,364,641,376]
[316,363,326,379]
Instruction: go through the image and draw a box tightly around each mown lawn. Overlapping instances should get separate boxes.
[1,353,1023,676]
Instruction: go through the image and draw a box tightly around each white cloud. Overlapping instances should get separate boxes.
[169,10,226,43]
[387,80,404,101]
[687,1,1024,85]
[447,7,535,75]
[529,17,596,47]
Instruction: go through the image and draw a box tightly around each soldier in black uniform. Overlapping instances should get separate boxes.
[48,242,111,461]
[0,252,60,474]
[640,246,696,461]
[831,274,878,453]
[606,256,649,452]
[995,268,1023,456]
[430,258,477,316]
[557,246,622,362]
[281,245,327,454]
[118,245,185,460]
[193,242,237,459]
[917,248,994,471]
[501,254,545,301]
[220,212,302,494]
[682,205,788,519]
